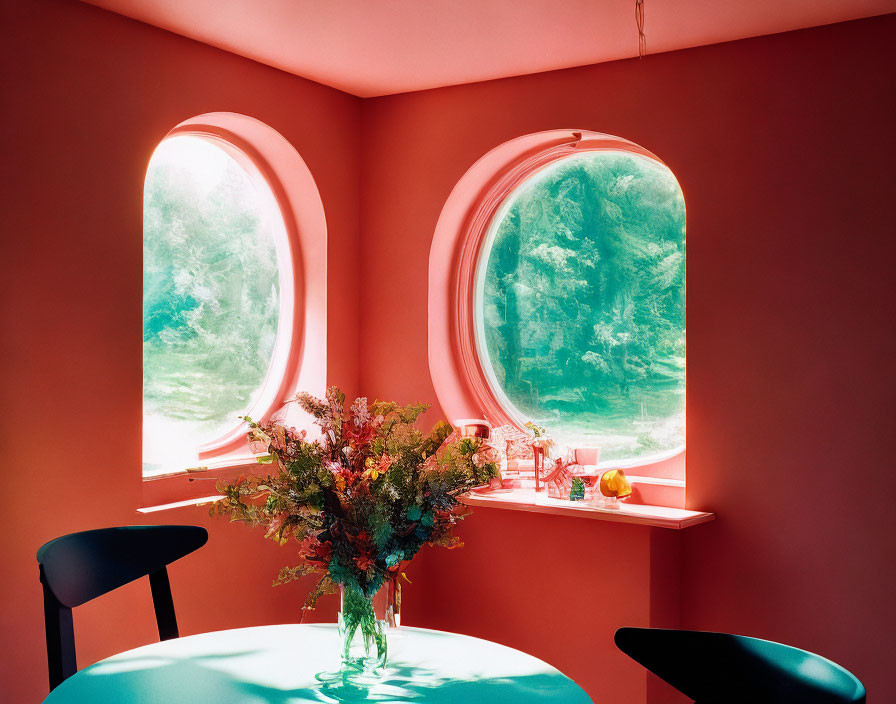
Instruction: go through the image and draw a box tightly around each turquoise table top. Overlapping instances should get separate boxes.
[42,624,593,703]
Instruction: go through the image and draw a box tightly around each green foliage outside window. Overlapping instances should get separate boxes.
[477,150,685,460]
[143,137,282,475]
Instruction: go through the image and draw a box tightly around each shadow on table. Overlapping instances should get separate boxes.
[308,663,575,704]
[63,652,582,703]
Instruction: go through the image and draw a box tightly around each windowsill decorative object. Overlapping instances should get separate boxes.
[487,424,530,488]
[524,422,554,492]
[212,387,497,680]
[570,477,586,501]
[595,468,632,510]
[454,419,505,491]
[543,459,575,499]
[454,419,491,439]
[574,447,601,467]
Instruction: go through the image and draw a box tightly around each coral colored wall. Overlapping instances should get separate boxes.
[359,14,896,703]
[2,3,894,703]
[0,1,360,701]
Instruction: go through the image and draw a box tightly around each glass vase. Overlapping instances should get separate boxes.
[337,576,400,676]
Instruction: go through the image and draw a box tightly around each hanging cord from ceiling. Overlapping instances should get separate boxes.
[635,0,647,57]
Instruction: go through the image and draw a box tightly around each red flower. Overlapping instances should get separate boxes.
[349,531,374,551]
[303,539,332,564]
[315,540,333,561]
[347,531,376,572]
[342,419,374,449]
[355,554,375,571]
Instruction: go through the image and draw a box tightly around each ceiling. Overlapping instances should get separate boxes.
[80,0,896,97]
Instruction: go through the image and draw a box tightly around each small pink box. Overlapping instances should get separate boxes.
[574,447,601,466]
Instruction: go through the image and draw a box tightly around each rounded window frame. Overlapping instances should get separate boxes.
[430,129,685,470]
[143,113,327,479]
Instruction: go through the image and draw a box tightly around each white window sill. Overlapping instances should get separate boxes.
[137,495,224,514]
[461,487,713,530]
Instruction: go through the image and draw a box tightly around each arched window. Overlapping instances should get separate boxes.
[141,113,326,486]
[143,135,291,476]
[431,130,685,468]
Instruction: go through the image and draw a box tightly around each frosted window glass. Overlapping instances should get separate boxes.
[143,136,282,476]
[475,151,685,461]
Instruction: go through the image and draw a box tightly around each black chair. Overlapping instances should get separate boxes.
[615,627,865,703]
[37,525,208,690]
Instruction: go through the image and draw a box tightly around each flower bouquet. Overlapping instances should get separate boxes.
[212,386,497,675]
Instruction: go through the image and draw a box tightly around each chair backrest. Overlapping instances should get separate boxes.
[37,525,208,691]
[615,627,865,704]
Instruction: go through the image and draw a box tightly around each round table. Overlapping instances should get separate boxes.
[43,624,593,703]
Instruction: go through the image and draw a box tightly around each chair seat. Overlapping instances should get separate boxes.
[615,627,865,704]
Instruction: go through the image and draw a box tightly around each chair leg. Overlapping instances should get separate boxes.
[42,581,76,690]
[149,567,179,641]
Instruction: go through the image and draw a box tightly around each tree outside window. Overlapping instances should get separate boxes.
[143,136,285,476]
[475,150,685,461]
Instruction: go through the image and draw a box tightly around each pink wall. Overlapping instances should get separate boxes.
[359,14,896,703]
[399,515,684,703]
[2,2,894,702]
[0,1,360,701]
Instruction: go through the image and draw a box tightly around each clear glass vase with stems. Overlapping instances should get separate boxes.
[335,575,400,678]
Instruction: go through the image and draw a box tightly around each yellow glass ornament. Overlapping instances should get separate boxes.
[599,469,632,498]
